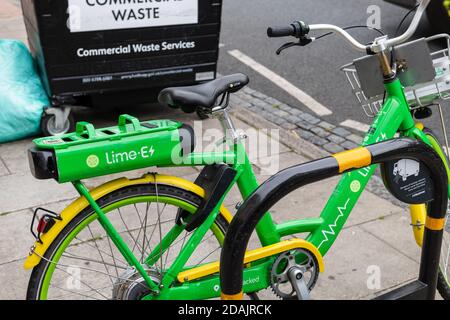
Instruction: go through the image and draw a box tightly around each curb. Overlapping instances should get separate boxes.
[232,87,364,154]
[230,106,329,160]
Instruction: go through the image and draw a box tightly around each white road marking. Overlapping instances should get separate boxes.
[340,119,370,133]
[219,43,225,48]
[228,49,333,116]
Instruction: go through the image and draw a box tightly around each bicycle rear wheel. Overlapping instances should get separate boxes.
[27,183,229,300]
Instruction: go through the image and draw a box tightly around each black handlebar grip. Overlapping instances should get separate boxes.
[267,25,296,37]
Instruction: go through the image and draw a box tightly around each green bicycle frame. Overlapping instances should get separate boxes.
[69,76,447,300]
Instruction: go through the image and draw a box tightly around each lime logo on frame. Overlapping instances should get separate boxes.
[86,155,100,168]
[350,180,361,193]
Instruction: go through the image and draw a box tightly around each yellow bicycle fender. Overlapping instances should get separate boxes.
[410,204,426,247]
[24,174,233,270]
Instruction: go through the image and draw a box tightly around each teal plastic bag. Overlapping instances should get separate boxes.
[0,39,49,143]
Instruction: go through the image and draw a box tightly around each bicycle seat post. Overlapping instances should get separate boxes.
[212,93,242,144]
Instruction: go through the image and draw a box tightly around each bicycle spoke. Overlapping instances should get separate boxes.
[191,246,221,269]
[140,202,150,263]
[143,203,168,266]
[106,236,120,278]
[50,283,106,300]
[74,236,128,267]
[117,208,145,254]
[61,253,127,271]
[55,265,110,300]
[87,225,114,285]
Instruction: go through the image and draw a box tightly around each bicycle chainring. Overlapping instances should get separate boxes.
[270,248,319,300]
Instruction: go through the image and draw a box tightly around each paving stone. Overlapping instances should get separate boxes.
[272,109,289,118]
[230,95,252,108]
[265,97,281,106]
[318,121,336,131]
[0,158,9,177]
[296,129,315,140]
[248,105,258,112]
[251,91,268,100]
[271,117,286,126]
[0,259,30,300]
[287,107,303,116]
[299,113,321,125]
[347,134,363,144]
[332,127,352,137]
[236,91,254,102]
[252,99,272,110]
[262,112,279,124]
[327,134,345,144]
[0,138,34,174]
[280,122,297,130]
[296,121,314,131]
[311,127,331,138]
[0,173,77,214]
[313,226,418,299]
[323,142,345,153]
[285,115,300,124]
[243,87,256,95]
[278,104,293,112]
[342,140,360,150]
[360,213,421,263]
[0,209,35,264]
[307,135,328,146]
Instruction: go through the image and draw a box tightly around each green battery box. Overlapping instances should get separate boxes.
[28,115,195,183]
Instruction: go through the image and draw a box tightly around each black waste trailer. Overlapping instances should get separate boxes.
[20,0,223,135]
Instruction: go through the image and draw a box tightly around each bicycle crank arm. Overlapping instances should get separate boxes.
[288,267,311,300]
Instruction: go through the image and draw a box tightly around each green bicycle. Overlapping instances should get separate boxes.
[24,0,449,300]
[25,73,272,300]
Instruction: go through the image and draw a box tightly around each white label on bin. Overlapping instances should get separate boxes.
[67,0,198,33]
[196,72,215,81]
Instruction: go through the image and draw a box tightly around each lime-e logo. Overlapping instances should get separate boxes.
[105,146,155,165]
[86,155,100,168]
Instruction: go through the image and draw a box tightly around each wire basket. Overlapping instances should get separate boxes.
[341,34,450,118]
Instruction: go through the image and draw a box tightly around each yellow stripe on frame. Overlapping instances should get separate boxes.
[332,147,372,173]
[221,292,243,300]
[425,216,446,231]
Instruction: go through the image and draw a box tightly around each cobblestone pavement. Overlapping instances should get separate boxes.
[232,87,363,154]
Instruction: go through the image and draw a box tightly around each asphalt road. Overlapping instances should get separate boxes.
[217,0,450,142]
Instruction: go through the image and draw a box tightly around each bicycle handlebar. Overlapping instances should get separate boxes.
[267,21,310,38]
[267,0,430,53]
[267,25,296,38]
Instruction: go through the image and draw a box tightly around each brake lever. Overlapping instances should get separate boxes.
[276,37,313,55]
